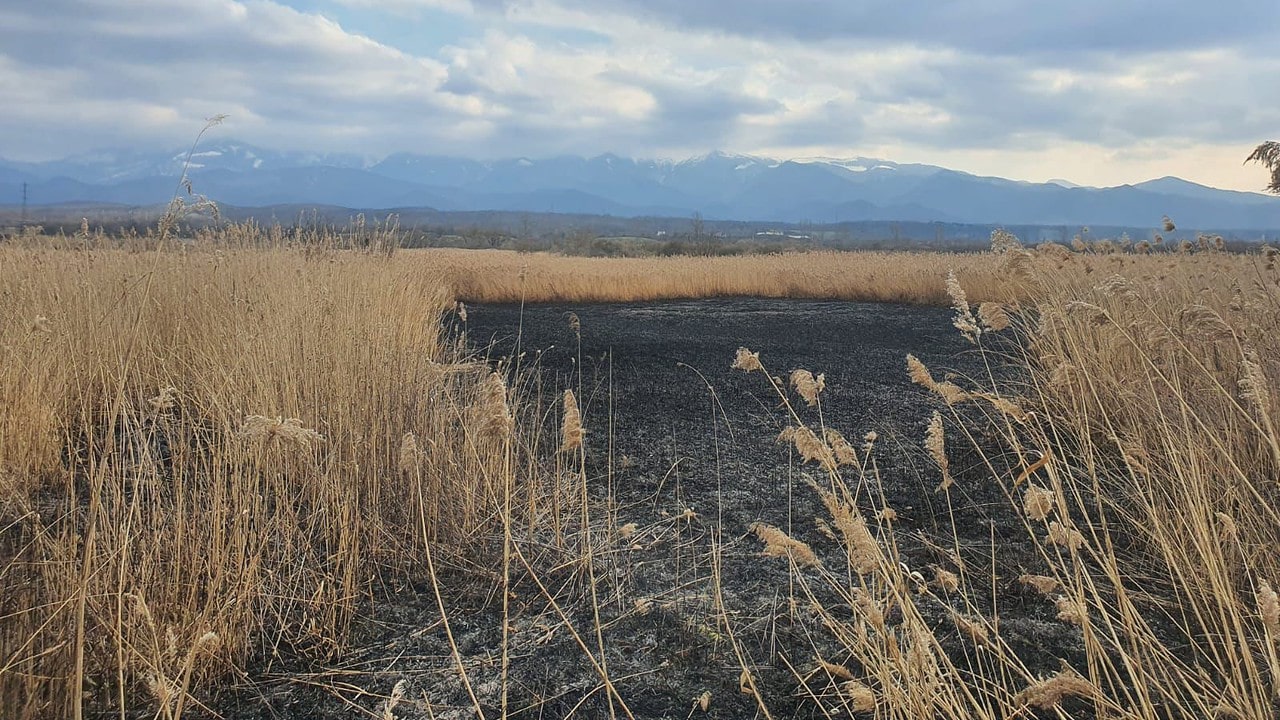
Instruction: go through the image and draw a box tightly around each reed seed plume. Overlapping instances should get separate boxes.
[934,567,960,592]
[851,588,886,632]
[1238,351,1271,418]
[985,394,1028,423]
[824,428,858,466]
[1259,580,1279,633]
[1016,671,1095,710]
[906,354,972,405]
[1180,304,1235,341]
[1055,595,1086,625]
[818,659,855,680]
[946,270,981,343]
[906,354,933,387]
[841,681,876,712]
[1023,485,1056,521]
[481,370,513,439]
[1019,574,1060,595]
[238,415,324,447]
[810,480,879,574]
[1096,274,1139,301]
[977,302,1011,332]
[399,432,420,473]
[790,369,825,407]
[990,228,1022,254]
[926,411,953,491]
[560,389,584,452]
[1045,521,1086,551]
[148,386,178,415]
[732,346,763,372]
[1216,512,1239,543]
[792,426,837,473]
[953,613,991,647]
[751,522,821,568]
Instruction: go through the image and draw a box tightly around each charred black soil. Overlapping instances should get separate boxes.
[214,299,1077,720]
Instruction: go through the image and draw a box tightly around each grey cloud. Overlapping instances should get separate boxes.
[530,0,1279,58]
[766,98,867,148]
[0,0,471,159]
[1,0,1276,180]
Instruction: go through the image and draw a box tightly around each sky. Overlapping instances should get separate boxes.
[1,0,1278,190]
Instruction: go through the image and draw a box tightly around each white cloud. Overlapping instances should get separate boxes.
[0,0,1276,190]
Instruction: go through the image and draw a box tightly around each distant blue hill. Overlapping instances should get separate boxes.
[3,141,1279,230]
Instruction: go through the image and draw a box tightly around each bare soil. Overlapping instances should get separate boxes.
[211,299,1076,719]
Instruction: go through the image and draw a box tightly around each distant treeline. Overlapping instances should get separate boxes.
[2,203,1276,255]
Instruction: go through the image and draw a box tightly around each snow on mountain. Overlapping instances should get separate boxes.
[4,143,1280,230]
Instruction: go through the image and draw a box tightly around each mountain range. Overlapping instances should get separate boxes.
[4,141,1280,230]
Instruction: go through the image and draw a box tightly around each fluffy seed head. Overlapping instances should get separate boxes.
[1259,580,1279,633]
[1055,595,1086,625]
[1216,512,1238,543]
[990,228,1022,254]
[926,411,952,491]
[1023,485,1056,521]
[1045,521,1085,551]
[934,567,960,592]
[751,522,821,568]
[148,387,177,414]
[1016,671,1095,709]
[906,354,933,387]
[1239,351,1271,418]
[732,347,763,372]
[813,482,879,574]
[792,426,837,473]
[1019,574,1059,595]
[851,588,886,632]
[790,369,825,406]
[946,270,981,343]
[238,415,323,447]
[987,395,1028,422]
[978,302,1011,332]
[841,681,876,712]
[398,432,420,473]
[481,371,513,439]
[954,613,990,647]
[560,389,584,452]
[817,659,854,681]
[824,428,859,466]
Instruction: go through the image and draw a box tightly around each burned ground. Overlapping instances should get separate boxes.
[214,298,1076,719]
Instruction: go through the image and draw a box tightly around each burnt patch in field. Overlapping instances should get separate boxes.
[215,298,1079,719]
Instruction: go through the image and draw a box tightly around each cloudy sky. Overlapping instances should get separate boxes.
[2,0,1278,190]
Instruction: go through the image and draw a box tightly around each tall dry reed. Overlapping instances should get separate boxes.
[0,241,518,717]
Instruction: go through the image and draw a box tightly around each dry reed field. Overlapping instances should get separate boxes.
[0,239,521,718]
[2,225,1279,719]
[421,247,1008,305]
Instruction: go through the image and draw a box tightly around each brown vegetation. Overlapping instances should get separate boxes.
[3,223,1279,718]
[0,241,519,717]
